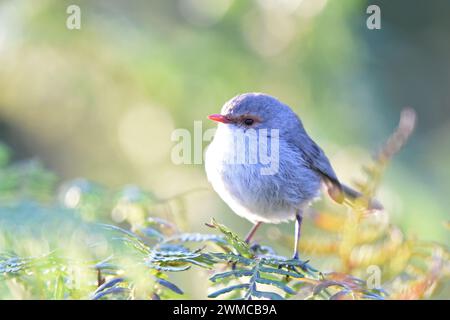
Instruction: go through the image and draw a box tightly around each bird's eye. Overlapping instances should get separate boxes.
[244,118,254,126]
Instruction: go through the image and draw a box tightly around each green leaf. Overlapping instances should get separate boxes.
[92,287,129,300]
[156,277,184,295]
[208,284,250,298]
[208,252,254,265]
[207,219,252,258]
[145,262,191,272]
[210,269,253,283]
[139,227,165,241]
[251,290,284,300]
[164,233,226,245]
[53,274,65,300]
[259,266,304,278]
[101,224,150,254]
[94,277,125,294]
[255,277,295,295]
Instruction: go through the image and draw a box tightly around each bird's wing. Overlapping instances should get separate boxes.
[290,132,344,204]
[291,134,382,210]
[287,121,382,210]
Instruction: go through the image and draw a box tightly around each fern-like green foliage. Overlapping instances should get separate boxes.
[205,219,386,300]
[0,109,448,300]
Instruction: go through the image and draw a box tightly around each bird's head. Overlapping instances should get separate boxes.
[208,93,302,136]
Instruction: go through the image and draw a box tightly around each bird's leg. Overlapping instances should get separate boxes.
[231,222,262,270]
[244,221,262,244]
[292,212,303,260]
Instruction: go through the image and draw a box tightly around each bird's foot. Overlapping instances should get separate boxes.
[277,253,310,276]
[249,242,261,253]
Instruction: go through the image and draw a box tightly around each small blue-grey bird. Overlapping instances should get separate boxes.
[205,93,382,259]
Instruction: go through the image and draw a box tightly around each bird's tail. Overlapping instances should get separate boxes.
[327,182,383,212]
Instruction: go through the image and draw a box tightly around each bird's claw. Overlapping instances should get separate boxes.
[292,257,310,272]
[249,243,261,253]
[279,255,310,276]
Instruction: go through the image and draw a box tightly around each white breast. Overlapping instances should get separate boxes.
[204,125,314,224]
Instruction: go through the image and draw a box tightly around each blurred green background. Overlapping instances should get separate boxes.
[0,0,449,298]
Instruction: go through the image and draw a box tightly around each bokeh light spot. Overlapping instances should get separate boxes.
[118,104,175,168]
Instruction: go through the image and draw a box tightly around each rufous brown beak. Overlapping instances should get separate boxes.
[208,114,231,124]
